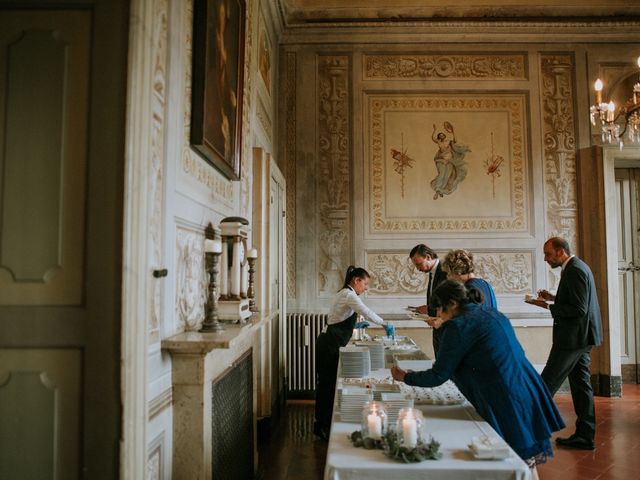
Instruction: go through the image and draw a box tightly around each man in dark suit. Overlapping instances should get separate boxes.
[410,244,448,356]
[527,237,603,450]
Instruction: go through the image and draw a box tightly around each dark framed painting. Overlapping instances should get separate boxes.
[191,0,246,181]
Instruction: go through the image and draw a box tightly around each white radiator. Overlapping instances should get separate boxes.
[286,313,328,396]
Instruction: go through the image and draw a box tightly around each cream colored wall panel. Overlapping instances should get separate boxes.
[366,92,529,234]
[0,11,89,305]
[0,348,81,480]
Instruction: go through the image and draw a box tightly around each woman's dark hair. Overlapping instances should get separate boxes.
[430,280,483,312]
[342,265,370,290]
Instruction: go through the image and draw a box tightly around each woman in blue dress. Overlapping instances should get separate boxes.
[442,249,497,308]
[391,280,564,479]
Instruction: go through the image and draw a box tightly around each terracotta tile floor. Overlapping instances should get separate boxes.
[258,385,640,480]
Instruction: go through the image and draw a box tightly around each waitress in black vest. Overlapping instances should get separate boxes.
[313,266,394,440]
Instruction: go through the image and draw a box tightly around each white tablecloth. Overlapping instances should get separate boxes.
[324,369,531,480]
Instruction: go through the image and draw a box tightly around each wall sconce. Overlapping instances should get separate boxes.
[200,223,224,333]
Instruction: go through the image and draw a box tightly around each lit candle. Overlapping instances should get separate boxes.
[240,262,247,297]
[402,417,418,448]
[636,56,640,69]
[230,239,241,297]
[367,413,382,439]
[204,238,222,253]
[607,101,616,122]
[247,248,258,259]
[594,78,603,105]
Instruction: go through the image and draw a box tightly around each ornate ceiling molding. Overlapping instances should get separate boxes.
[277,0,640,27]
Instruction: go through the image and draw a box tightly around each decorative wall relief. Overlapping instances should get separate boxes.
[366,251,531,296]
[175,228,207,331]
[146,434,164,480]
[366,253,429,296]
[285,52,296,298]
[540,54,578,253]
[148,0,168,345]
[363,53,527,80]
[317,55,350,295]
[146,446,161,480]
[368,94,527,233]
[473,252,532,294]
[239,0,254,219]
[258,10,271,94]
[256,96,272,140]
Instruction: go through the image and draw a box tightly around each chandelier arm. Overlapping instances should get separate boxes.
[619,104,640,138]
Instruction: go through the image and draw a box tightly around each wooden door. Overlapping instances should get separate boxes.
[0,3,128,479]
[615,168,640,383]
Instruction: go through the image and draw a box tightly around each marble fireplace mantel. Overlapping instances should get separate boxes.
[162,318,265,479]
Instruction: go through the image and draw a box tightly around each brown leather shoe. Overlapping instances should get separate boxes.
[555,434,595,450]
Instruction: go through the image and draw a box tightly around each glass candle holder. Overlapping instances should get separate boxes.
[395,407,425,448]
[361,401,388,440]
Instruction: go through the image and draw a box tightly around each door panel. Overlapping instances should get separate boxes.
[0,349,81,480]
[615,169,639,368]
[0,11,89,305]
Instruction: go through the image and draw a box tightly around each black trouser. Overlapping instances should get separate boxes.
[314,314,356,430]
[541,345,596,440]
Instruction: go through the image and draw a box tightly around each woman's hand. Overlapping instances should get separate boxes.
[424,316,444,329]
[391,366,407,383]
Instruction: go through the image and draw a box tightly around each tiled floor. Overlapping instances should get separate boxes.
[258,385,640,480]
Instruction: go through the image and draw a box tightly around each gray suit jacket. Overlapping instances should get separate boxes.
[549,256,603,350]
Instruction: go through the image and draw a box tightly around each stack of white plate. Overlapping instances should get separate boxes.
[371,383,401,401]
[340,387,373,423]
[380,393,414,425]
[394,359,433,371]
[339,346,371,378]
[356,341,385,369]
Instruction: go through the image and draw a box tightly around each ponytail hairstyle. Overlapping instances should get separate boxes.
[430,280,484,313]
[342,265,370,291]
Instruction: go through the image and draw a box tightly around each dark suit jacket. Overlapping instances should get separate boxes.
[549,256,603,350]
[427,260,448,317]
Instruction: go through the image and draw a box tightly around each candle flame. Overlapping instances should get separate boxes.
[594,79,603,91]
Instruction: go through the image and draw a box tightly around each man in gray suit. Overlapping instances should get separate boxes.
[527,237,603,450]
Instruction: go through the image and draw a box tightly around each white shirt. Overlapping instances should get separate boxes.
[327,286,385,326]
[561,255,575,273]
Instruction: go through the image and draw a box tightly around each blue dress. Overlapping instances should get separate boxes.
[404,304,565,462]
[466,277,497,308]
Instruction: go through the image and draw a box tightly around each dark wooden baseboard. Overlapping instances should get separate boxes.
[591,373,622,397]
[621,364,639,384]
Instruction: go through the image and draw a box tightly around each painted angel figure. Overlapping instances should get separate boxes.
[430,122,471,200]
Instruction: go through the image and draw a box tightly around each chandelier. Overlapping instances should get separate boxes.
[590,56,640,148]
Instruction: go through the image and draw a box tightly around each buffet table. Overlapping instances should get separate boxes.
[323,347,531,480]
